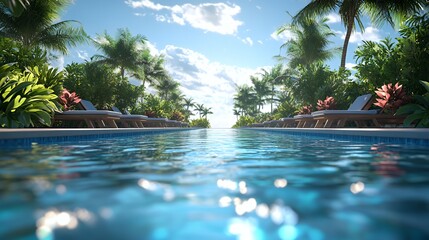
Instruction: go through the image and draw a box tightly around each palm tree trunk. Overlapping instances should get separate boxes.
[340,22,354,69]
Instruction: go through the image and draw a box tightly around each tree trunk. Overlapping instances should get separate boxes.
[341,21,354,69]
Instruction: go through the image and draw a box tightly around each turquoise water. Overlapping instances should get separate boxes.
[1,129,428,240]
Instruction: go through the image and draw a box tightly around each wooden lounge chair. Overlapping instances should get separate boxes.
[294,94,375,128]
[310,94,381,128]
[54,100,122,128]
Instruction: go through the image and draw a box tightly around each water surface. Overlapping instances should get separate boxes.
[1,129,428,240]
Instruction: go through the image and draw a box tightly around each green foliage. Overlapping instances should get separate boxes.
[0,0,88,54]
[355,12,429,95]
[64,62,140,110]
[0,38,48,70]
[232,115,255,128]
[26,65,64,95]
[396,81,429,127]
[0,64,59,127]
[134,94,170,118]
[355,38,402,93]
[289,63,332,105]
[190,118,211,128]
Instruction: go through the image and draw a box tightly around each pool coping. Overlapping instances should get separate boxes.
[0,128,197,146]
[243,128,429,146]
[1,128,428,146]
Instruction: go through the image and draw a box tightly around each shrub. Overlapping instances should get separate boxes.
[232,115,256,128]
[59,88,81,110]
[0,64,59,127]
[297,104,312,114]
[374,83,409,113]
[396,81,429,127]
[316,96,336,110]
[190,118,211,128]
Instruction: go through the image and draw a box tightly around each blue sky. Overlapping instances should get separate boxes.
[56,0,399,128]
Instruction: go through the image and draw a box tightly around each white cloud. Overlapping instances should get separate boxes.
[271,29,295,42]
[125,0,243,35]
[257,40,263,45]
[77,50,89,60]
[159,45,262,128]
[342,26,381,43]
[326,13,341,24]
[345,63,357,70]
[49,56,65,70]
[242,37,253,46]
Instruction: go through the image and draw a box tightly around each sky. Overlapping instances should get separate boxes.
[56,0,400,128]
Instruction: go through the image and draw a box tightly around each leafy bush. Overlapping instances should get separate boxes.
[59,88,81,110]
[232,115,256,128]
[396,81,429,127]
[27,65,64,95]
[374,83,409,113]
[0,64,59,127]
[317,96,336,110]
[190,118,211,128]
[169,110,185,121]
[297,104,313,114]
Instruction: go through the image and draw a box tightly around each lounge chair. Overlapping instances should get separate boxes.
[111,106,148,128]
[54,100,122,128]
[295,94,375,128]
[310,94,381,128]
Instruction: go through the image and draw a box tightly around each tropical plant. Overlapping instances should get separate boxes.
[232,115,255,128]
[193,103,206,118]
[354,38,401,92]
[169,110,185,122]
[133,53,168,98]
[374,82,409,113]
[233,85,257,116]
[396,11,429,95]
[277,17,337,68]
[293,0,425,68]
[0,0,30,17]
[251,75,270,111]
[26,65,64,95]
[134,94,173,118]
[0,0,87,54]
[190,118,210,128]
[201,107,213,119]
[0,38,48,70]
[92,28,146,79]
[298,104,313,115]
[154,77,180,101]
[0,64,59,127]
[58,88,81,110]
[317,96,336,110]
[396,81,429,127]
[260,64,288,113]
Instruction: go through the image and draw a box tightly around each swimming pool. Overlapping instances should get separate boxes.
[1,129,428,240]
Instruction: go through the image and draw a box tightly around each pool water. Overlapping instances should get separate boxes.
[1,129,429,240]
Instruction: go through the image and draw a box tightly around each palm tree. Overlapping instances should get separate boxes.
[251,75,271,111]
[277,17,337,68]
[0,0,87,54]
[233,108,240,120]
[92,28,146,79]
[233,85,257,116]
[201,107,213,119]
[293,0,425,69]
[183,97,195,111]
[260,64,288,113]
[194,103,205,118]
[154,77,180,101]
[133,52,169,98]
[0,0,29,16]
